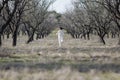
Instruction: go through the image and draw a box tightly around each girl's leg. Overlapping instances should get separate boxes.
[59,40,61,47]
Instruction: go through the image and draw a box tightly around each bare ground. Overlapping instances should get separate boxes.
[0,34,120,80]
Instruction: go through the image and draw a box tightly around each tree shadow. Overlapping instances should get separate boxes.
[0,61,120,73]
[71,63,120,73]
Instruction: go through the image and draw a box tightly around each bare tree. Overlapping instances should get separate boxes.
[63,0,93,39]
[23,0,55,43]
[81,0,113,44]
[0,0,20,46]
[95,0,120,44]
[0,0,9,13]
[62,0,114,44]
[10,0,30,46]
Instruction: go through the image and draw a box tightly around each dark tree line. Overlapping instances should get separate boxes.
[60,0,120,45]
[0,0,56,46]
[0,0,119,46]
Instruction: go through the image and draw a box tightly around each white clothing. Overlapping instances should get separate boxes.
[57,30,64,47]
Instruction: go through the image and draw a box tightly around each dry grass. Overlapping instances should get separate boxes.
[0,33,120,80]
[0,67,120,80]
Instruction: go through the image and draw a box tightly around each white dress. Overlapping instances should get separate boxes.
[57,30,64,47]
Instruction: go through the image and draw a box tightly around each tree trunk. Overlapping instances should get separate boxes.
[99,36,106,45]
[7,33,10,39]
[83,34,86,40]
[27,34,34,44]
[87,33,90,40]
[115,20,120,45]
[27,30,35,44]
[118,31,120,45]
[12,32,17,46]
[118,26,120,45]
[12,26,19,46]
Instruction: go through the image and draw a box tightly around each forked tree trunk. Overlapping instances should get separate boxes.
[27,30,35,44]
[27,33,34,44]
[99,36,106,45]
[100,37,106,45]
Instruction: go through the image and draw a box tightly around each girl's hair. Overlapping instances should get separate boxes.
[59,27,63,30]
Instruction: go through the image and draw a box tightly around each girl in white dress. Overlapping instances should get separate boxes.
[57,27,64,47]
